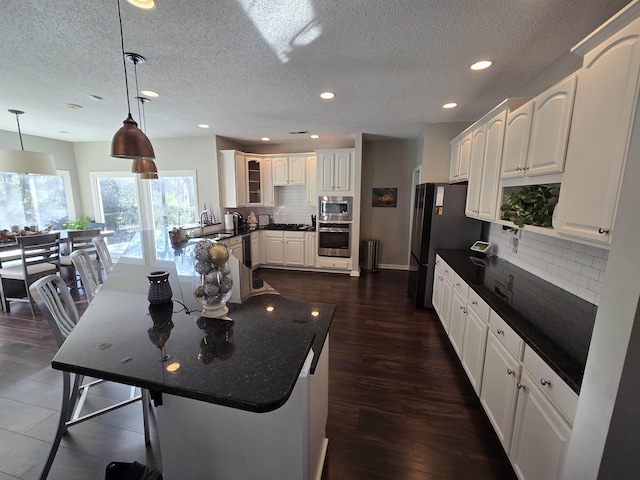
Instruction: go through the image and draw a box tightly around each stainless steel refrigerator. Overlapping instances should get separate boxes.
[408,183,483,308]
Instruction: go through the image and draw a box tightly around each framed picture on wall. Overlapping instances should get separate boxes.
[372,188,397,207]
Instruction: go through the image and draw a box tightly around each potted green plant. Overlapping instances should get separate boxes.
[500,185,558,233]
[170,227,187,244]
[62,216,95,230]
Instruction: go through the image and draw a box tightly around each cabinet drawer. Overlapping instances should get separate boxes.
[523,346,578,425]
[467,289,490,322]
[489,311,524,360]
[452,272,468,296]
[264,231,284,238]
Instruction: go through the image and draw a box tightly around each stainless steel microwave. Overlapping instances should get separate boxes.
[318,196,352,222]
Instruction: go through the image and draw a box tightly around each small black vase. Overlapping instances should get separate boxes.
[147,271,173,304]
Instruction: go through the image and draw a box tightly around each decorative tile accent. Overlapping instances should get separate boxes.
[487,223,607,305]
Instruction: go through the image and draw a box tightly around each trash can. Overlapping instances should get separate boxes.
[361,239,379,272]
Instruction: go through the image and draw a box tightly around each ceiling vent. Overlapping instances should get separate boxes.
[288,130,309,135]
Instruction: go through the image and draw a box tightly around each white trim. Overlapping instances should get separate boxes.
[57,170,76,221]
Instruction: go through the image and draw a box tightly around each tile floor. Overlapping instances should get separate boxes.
[0,343,161,480]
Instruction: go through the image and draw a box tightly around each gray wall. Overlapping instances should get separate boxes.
[418,122,471,183]
[360,138,416,268]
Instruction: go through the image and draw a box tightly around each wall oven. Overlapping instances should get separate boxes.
[318,222,351,257]
[319,196,352,222]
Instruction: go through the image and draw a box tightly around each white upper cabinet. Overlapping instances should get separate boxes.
[262,157,274,206]
[449,140,461,183]
[477,109,507,221]
[272,155,306,186]
[450,133,472,183]
[464,125,486,217]
[317,149,354,195]
[219,150,247,208]
[555,15,640,244]
[501,102,534,180]
[526,75,577,177]
[306,155,317,206]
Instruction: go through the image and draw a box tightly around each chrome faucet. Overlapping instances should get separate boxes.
[200,208,216,235]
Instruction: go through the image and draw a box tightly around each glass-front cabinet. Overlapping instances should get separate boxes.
[246,158,262,205]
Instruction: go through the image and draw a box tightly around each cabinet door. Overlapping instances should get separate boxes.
[449,138,461,182]
[432,269,445,317]
[465,125,486,217]
[460,307,489,395]
[272,157,289,185]
[527,75,577,177]
[555,19,640,244]
[448,289,467,359]
[457,133,472,181]
[246,157,262,205]
[235,153,247,206]
[510,371,572,480]
[318,153,335,191]
[265,235,284,264]
[305,232,316,266]
[306,156,317,205]
[478,109,507,221]
[501,102,534,180]
[262,157,274,206]
[334,152,352,192]
[439,278,453,334]
[284,236,305,266]
[288,156,306,185]
[480,332,520,451]
[251,235,259,269]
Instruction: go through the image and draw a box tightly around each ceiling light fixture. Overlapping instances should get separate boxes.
[0,110,57,176]
[127,0,155,9]
[443,102,458,109]
[198,124,210,129]
[261,137,270,141]
[141,90,159,98]
[470,60,493,71]
[310,134,319,139]
[132,96,158,179]
[320,92,335,100]
[111,0,155,161]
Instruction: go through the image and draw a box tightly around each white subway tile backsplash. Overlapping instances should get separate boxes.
[488,223,608,306]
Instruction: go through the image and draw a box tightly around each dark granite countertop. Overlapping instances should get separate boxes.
[51,230,335,413]
[436,249,597,394]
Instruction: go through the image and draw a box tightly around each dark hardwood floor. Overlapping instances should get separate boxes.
[0,268,516,480]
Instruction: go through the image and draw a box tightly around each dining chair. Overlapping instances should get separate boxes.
[92,236,113,281]
[60,229,100,297]
[29,274,151,480]
[0,232,60,315]
[69,250,100,303]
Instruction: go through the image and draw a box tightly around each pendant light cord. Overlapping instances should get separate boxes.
[117,0,132,115]
[14,112,24,151]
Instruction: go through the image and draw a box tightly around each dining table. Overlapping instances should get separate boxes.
[48,229,334,480]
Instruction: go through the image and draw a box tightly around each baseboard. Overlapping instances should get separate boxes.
[378,263,408,271]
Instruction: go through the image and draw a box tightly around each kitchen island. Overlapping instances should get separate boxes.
[50,229,334,479]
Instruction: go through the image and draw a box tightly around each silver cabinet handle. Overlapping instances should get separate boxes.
[507,368,514,375]
[540,378,551,387]
[496,329,504,335]
[598,228,610,234]
[517,383,525,390]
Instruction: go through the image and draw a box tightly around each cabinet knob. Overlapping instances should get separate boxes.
[459,305,464,310]
[507,368,514,375]
[539,378,552,387]
[598,228,610,234]
[456,283,460,287]
[472,300,478,306]
[517,383,526,390]
[496,329,504,335]
[524,166,530,171]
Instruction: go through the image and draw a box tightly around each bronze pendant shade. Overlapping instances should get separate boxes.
[111,113,156,160]
[131,157,158,175]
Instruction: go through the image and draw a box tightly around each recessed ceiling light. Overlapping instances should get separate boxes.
[310,134,319,139]
[198,124,209,129]
[261,137,270,141]
[127,0,155,9]
[141,90,159,98]
[443,102,458,109]
[66,103,83,110]
[470,60,493,71]
[320,92,335,100]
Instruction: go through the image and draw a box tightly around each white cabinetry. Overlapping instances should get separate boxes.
[219,150,247,208]
[432,256,454,333]
[251,232,259,269]
[448,288,467,358]
[464,125,486,217]
[317,149,354,195]
[526,75,577,177]
[284,232,305,266]
[555,17,640,244]
[265,231,284,265]
[305,232,316,267]
[501,103,534,180]
[476,109,507,221]
[306,155,317,205]
[273,155,306,186]
[262,157,274,206]
[460,291,490,395]
[316,256,351,270]
[449,133,472,183]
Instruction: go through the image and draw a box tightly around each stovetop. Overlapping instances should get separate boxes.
[264,223,313,231]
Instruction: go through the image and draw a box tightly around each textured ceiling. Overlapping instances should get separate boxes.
[0,0,633,147]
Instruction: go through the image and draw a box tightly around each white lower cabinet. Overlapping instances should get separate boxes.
[480,331,521,451]
[460,306,488,395]
[509,370,572,480]
[251,232,259,269]
[305,232,316,267]
[265,232,284,265]
[448,289,467,358]
[284,232,305,266]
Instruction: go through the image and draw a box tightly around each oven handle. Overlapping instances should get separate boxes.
[318,227,350,233]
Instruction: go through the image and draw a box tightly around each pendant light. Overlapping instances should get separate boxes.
[129,62,158,180]
[110,0,155,160]
[0,110,57,176]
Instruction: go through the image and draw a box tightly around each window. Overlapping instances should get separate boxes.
[91,170,197,254]
[0,171,73,231]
